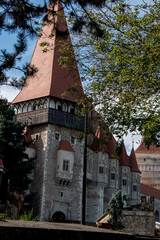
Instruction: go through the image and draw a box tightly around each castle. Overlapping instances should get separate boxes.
[12,2,141,223]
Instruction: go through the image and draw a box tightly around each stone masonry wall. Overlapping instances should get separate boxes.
[119,209,155,236]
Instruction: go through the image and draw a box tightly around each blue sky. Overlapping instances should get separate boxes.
[0,0,146,152]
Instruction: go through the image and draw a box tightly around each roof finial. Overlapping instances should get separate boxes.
[132,140,134,149]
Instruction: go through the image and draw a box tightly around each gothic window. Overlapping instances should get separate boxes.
[62,103,68,112]
[111,173,115,180]
[99,167,104,174]
[44,100,49,108]
[122,179,127,186]
[57,102,62,111]
[55,132,60,141]
[69,105,74,114]
[49,100,56,109]
[28,103,33,112]
[63,160,69,171]
[133,185,137,191]
[71,136,76,145]
[22,104,27,113]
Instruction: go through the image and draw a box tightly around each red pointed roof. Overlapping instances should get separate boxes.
[95,126,104,139]
[106,135,117,158]
[12,2,83,104]
[92,126,109,153]
[129,148,140,173]
[119,143,130,167]
[58,140,74,152]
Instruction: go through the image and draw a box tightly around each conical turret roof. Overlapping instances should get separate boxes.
[106,134,117,158]
[129,148,141,173]
[92,126,109,153]
[12,1,83,104]
[119,143,130,167]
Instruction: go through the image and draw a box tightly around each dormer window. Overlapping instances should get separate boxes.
[71,136,76,145]
[63,160,69,171]
[55,132,60,141]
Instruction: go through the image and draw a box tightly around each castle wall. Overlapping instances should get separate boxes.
[32,124,84,222]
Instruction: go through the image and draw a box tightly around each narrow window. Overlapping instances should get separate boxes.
[133,185,137,191]
[71,136,76,145]
[144,158,146,162]
[122,179,127,186]
[36,134,39,140]
[111,173,115,180]
[63,160,69,171]
[55,132,60,141]
[99,167,104,174]
[61,192,63,197]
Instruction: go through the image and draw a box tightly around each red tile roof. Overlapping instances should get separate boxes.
[119,143,130,167]
[135,139,160,154]
[58,140,74,152]
[140,183,160,200]
[92,126,109,153]
[106,135,117,158]
[12,2,83,104]
[129,148,140,173]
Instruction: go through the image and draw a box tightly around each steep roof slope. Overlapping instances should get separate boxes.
[119,143,130,167]
[12,2,83,104]
[129,148,140,173]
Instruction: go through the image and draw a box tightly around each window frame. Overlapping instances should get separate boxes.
[99,166,104,174]
[63,160,69,172]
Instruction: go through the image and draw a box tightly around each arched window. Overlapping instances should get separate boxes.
[52,211,66,222]
[49,100,56,109]
[22,104,27,113]
[44,100,49,108]
[62,103,68,112]
[56,102,62,111]
[28,103,33,112]
[17,106,23,114]
[69,105,74,114]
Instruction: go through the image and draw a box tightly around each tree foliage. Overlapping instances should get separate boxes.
[107,190,128,230]
[0,99,34,201]
[68,0,160,146]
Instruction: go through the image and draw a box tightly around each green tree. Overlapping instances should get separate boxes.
[107,190,128,230]
[0,99,34,202]
[67,0,160,146]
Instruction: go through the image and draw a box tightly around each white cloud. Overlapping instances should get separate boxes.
[0,86,20,102]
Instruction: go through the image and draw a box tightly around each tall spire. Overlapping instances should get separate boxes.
[119,142,130,167]
[129,147,141,173]
[12,1,83,104]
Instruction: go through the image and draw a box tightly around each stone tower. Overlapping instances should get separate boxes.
[12,2,85,222]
